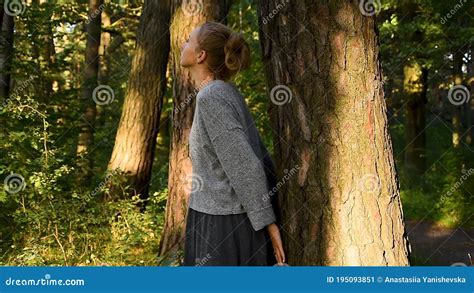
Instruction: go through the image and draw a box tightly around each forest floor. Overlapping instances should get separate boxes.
[406,220,473,266]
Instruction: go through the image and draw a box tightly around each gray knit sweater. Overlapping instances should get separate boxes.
[188,79,277,231]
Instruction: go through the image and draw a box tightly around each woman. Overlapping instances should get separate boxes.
[181,21,286,266]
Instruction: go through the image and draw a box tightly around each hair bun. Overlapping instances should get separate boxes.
[197,21,252,80]
[224,32,250,73]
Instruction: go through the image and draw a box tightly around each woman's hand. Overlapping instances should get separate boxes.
[267,222,286,264]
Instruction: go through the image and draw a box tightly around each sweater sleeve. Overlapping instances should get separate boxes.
[198,94,276,231]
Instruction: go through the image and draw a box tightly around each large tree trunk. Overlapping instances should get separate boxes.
[76,0,103,182]
[107,0,171,200]
[403,62,427,174]
[257,0,410,265]
[157,0,232,261]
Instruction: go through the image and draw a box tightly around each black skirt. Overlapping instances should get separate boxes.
[183,207,277,266]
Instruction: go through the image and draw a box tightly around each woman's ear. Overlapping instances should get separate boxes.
[197,50,206,64]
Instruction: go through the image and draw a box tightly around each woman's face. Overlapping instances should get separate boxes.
[180,26,203,68]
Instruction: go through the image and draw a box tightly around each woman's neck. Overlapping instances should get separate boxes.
[196,75,216,91]
[191,67,217,91]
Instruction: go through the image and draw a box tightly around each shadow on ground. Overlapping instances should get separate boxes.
[406,219,473,266]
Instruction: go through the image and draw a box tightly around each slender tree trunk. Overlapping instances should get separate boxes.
[258,0,410,265]
[0,1,3,28]
[452,50,464,148]
[28,1,42,99]
[466,47,474,145]
[107,0,171,200]
[0,10,13,100]
[403,62,427,173]
[99,10,110,85]
[157,0,232,261]
[0,3,12,131]
[39,0,55,99]
[76,0,103,182]
[96,9,111,128]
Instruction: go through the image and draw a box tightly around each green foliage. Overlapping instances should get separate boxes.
[392,122,474,228]
[0,178,168,266]
[0,0,170,266]
[379,0,473,229]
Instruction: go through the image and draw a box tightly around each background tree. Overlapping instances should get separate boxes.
[0,6,14,100]
[106,0,171,201]
[76,0,103,182]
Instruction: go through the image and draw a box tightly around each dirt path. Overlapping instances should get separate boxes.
[405,220,473,266]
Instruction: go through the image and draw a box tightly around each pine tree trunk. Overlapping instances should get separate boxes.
[76,0,103,182]
[157,0,232,260]
[107,0,171,200]
[258,0,410,266]
[403,62,427,174]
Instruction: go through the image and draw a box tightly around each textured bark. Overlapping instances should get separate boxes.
[158,0,232,260]
[107,0,171,200]
[403,62,427,173]
[76,0,103,181]
[157,97,171,152]
[258,0,410,265]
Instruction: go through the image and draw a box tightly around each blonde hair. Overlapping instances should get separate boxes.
[196,21,251,81]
